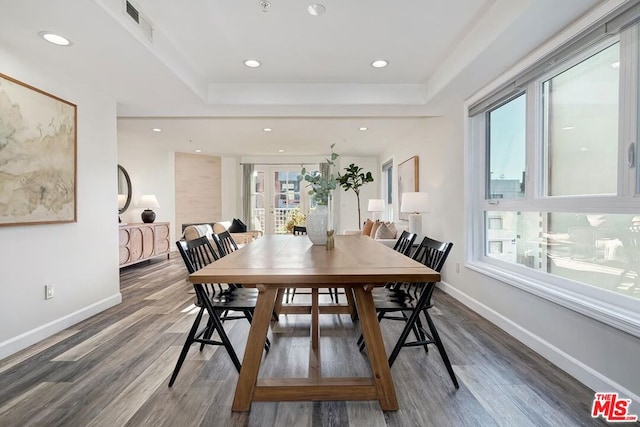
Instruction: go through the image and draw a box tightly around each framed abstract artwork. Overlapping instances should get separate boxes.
[398,155,419,220]
[0,73,77,226]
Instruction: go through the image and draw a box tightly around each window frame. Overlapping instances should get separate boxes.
[467,26,640,338]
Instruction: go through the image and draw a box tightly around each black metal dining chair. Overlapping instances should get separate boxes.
[393,230,417,256]
[212,230,239,257]
[169,236,269,387]
[358,236,458,389]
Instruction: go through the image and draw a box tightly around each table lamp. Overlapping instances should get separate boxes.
[400,192,429,237]
[367,199,385,221]
[137,194,160,223]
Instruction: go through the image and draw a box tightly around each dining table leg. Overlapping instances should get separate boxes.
[232,286,278,412]
[272,288,286,320]
[309,287,320,378]
[353,286,399,411]
[344,288,357,321]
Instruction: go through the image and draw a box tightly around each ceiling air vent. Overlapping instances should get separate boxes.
[126,1,139,23]
[123,0,153,42]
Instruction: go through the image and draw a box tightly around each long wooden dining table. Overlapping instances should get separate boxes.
[189,234,440,412]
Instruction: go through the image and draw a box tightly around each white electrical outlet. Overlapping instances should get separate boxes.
[45,285,54,299]
[455,262,460,273]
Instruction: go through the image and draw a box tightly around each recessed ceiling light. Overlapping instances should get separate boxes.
[278,149,285,153]
[152,128,162,132]
[612,61,620,68]
[371,60,389,68]
[307,4,326,16]
[263,128,272,132]
[195,149,202,153]
[39,31,72,46]
[359,127,368,131]
[244,59,261,68]
[562,126,575,130]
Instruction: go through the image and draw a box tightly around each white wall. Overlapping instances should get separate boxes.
[0,48,121,358]
[381,108,640,410]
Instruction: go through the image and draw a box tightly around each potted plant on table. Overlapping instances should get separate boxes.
[338,164,374,229]
[298,144,339,245]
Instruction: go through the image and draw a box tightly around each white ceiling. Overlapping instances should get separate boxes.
[0,0,604,156]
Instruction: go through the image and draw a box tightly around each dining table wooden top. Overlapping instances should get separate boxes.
[189,233,440,286]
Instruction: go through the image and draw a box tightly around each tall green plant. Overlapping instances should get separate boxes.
[338,163,374,229]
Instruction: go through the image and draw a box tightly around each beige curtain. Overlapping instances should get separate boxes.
[242,164,254,229]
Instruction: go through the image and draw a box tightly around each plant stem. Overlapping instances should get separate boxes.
[356,192,361,229]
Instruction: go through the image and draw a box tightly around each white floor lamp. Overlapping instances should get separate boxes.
[400,192,429,238]
[367,199,385,221]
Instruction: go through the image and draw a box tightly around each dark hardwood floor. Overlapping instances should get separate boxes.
[0,253,628,426]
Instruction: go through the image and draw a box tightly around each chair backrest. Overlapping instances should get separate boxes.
[176,236,220,274]
[393,230,417,256]
[412,236,453,273]
[212,231,239,257]
[176,237,222,303]
[293,225,307,235]
[398,237,453,302]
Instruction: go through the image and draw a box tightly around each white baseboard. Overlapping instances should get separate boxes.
[0,293,122,360]
[437,281,640,407]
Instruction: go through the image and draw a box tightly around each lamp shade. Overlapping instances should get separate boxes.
[367,199,385,212]
[400,192,429,213]
[137,194,160,209]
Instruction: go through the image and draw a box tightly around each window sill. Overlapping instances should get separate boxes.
[466,260,640,338]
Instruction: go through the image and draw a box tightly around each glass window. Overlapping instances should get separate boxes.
[485,211,639,300]
[487,94,526,199]
[543,43,619,196]
[469,16,638,335]
[488,217,503,230]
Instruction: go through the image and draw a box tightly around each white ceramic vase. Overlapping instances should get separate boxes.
[306,204,328,245]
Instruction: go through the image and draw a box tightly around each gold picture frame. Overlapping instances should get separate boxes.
[0,73,77,226]
[398,156,419,220]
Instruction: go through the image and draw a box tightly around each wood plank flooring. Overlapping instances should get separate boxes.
[0,254,626,426]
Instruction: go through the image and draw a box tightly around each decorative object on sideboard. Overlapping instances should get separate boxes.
[138,194,160,223]
[337,163,374,229]
[400,192,429,238]
[398,156,419,220]
[0,72,77,227]
[367,199,385,221]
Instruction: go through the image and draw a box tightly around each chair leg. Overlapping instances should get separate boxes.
[200,317,215,352]
[388,304,423,368]
[169,307,205,387]
[424,310,459,389]
[413,314,430,354]
[208,309,242,373]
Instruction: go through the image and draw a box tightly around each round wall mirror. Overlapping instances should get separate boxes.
[118,164,132,214]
